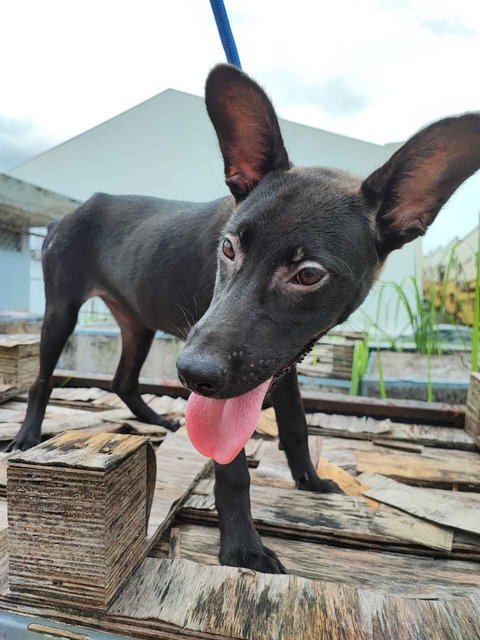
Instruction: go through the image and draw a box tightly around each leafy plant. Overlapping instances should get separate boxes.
[391,277,445,355]
[376,351,387,399]
[426,346,434,402]
[349,333,370,396]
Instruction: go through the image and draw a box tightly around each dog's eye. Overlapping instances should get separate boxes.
[222,238,235,260]
[294,267,326,286]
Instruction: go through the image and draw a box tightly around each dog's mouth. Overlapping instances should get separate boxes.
[185,331,326,464]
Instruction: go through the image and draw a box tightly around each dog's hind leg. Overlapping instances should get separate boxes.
[271,367,343,493]
[106,299,180,431]
[7,301,80,451]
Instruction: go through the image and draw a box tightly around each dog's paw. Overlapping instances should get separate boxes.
[155,417,181,432]
[4,433,41,453]
[220,543,287,574]
[298,474,344,494]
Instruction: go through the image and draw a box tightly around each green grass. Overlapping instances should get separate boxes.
[349,333,370,396]
[427,347,434,402]
[376,351,387,399]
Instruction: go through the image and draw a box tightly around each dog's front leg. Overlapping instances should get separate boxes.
[214,449,286,573]
[271,367,342,493]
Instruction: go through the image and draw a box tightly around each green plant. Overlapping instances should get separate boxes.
[350,333,370,396]
[439,240,460,312]
[426,346,433,402]
[376,351,387,399]
[391,277,445,355]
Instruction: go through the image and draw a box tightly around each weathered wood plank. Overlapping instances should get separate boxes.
[165,524,480,598]
[301,391,465,427]
[317,458,371,496]
[9,431,147,471]
[183,477,455,554]
[360,472,480,536]
[251,437,323,489]
[358,590,480,640]
[307,413,476,450]
[355,447,480,489]
[466,372,480,447]
[110,557,367,640]
[308,413,391,435]
[0,499,6,531]
[146,428,211,546]
[51,370,466,426]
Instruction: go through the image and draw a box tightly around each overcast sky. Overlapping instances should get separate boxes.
[1,0,479,251]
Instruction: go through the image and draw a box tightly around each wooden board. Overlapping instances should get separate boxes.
[108,557,480,640]
[9,430,148,471]
[355,447,480,489]
[0,499,6,531]
[251,437,322,489]
[0,400,123,444]
[466,372,480,446]
[162,524,480,599]
[2,569,480,640]
[146,428,211,546]
[360,473,480,536]
[51,370,466,426]
[183,477,456,554]
[307,413,476,451]
[110,556,366,640]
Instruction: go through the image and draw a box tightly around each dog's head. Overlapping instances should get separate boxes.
[177,64,480,463]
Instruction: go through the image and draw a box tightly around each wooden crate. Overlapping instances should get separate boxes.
[298,338,357,380]
[466,372,480,447]
[7,431,156,610]
[0,334,40,390]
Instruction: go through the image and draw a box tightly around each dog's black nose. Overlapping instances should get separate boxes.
[177,351,226,397]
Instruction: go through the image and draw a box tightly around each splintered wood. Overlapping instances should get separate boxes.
[7,431,154,610]
[466,372,480,446]
[0,334,39,391]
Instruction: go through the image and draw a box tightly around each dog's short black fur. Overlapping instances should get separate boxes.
[12,65,480,573]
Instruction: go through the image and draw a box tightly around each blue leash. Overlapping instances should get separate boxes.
[209,0,242,69]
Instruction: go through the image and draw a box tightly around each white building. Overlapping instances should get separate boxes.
[8,88,424,335]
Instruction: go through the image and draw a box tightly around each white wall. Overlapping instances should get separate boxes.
[9,89,418,335]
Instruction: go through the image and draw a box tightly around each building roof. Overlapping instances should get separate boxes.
[8,89,400,203]
[0,173,79,229]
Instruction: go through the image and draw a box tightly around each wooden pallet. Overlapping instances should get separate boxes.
[0,382,479,638]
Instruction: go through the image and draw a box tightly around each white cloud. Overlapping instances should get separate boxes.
[1,0,479,249]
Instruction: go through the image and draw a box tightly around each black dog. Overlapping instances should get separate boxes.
[12,65,480,573]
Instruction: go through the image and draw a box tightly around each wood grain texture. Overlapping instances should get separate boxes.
[0,334,39,390]
[165,524,480,598]
[7,433,150,610]
[466,372,480,446]
[110,557,366,640]
[307,413,476,450]
[51,370,466,425]
[360,472,480,535]
[146,427,211,546]
[9,431,147,471]
[355,447,480,489]
[183,476,455,553]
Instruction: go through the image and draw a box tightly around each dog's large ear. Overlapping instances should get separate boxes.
[206,64,290,199]
[362,113,480,257]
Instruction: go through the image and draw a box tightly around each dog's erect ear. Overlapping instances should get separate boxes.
[362,113,480,256]
[205,64,290,199]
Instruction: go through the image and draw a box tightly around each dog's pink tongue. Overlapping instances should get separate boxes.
[185,379,272,464]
